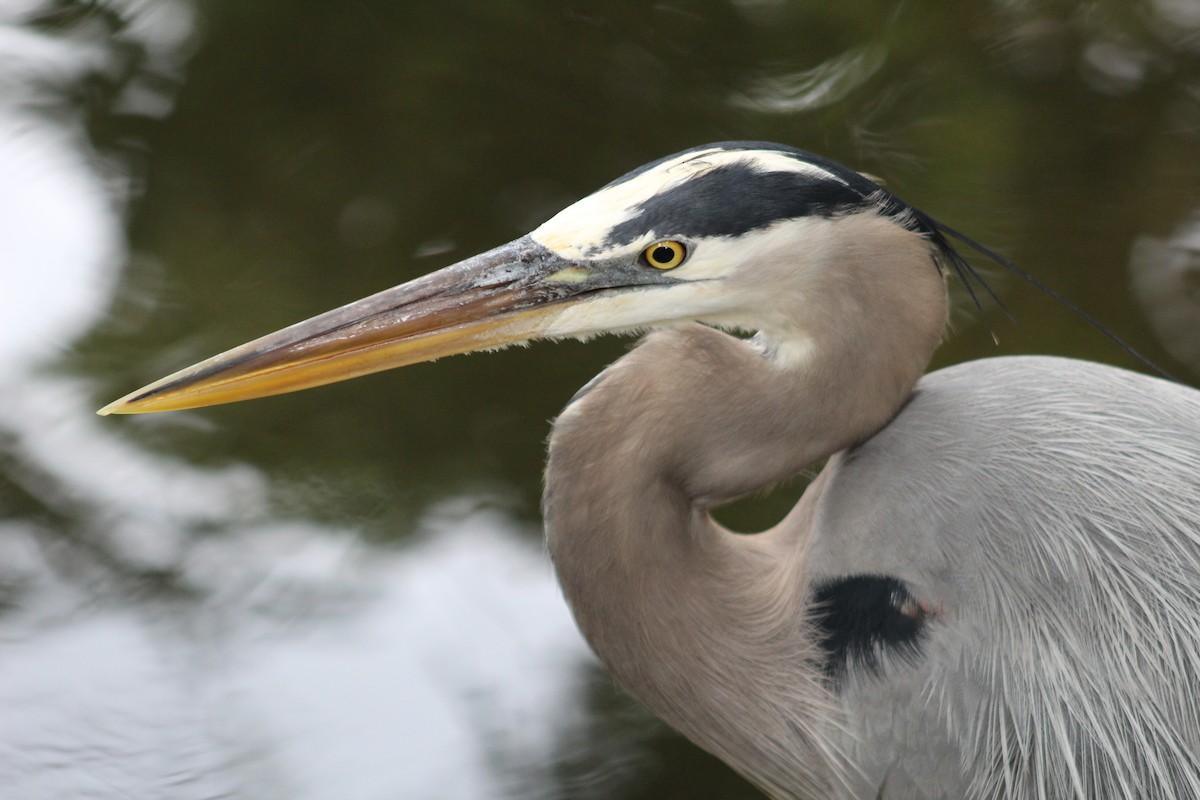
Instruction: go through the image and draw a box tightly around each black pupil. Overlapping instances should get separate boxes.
[652,245,675,264]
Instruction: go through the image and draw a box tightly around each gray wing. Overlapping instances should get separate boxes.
[804,355,1200,799]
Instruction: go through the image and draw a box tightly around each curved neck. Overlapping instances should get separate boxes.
[542,226,947,798]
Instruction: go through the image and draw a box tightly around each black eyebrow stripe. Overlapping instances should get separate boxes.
[603,160,878,246]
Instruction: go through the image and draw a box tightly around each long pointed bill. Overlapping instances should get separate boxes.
[99,237,669,415]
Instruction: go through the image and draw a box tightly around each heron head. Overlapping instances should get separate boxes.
[100,142,940,415]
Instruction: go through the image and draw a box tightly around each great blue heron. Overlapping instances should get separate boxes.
[101,142,1200,799]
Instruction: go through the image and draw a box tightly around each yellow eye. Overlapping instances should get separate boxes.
[642,240,687,270]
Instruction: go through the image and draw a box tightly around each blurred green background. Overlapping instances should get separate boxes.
[3,0,1199,797]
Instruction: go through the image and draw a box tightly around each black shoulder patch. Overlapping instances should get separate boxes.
[810,574,931,682]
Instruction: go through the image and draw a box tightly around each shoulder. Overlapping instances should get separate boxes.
[804,354,1200,592]
[870,355,1200,461]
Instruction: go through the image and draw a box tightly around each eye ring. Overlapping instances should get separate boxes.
[642,240,687,270]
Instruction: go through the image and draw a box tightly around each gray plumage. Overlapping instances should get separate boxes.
[103,142,1200,799]
[823,357,1200,798]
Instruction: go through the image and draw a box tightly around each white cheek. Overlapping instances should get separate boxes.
[674,217,834,285]
[538,282,733,340]
[540,293,650,337]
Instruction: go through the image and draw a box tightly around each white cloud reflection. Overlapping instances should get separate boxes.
[0,508,593,800]
[0,98,119,371]
[215,510,589,800]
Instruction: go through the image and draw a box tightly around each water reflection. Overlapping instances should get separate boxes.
[0,85,119,372]
[0,497,596,799]
[203,506,591,800]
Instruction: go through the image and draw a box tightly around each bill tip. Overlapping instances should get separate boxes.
[96,400,123,416]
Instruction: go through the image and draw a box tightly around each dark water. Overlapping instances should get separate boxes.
[3,1,1199,798]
